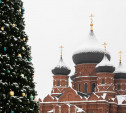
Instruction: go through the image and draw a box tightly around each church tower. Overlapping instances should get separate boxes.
[40,15,126,113]
[114,51,126,95]
[51,46,71,97]
[95,43,115,98]
[71,14,110,95]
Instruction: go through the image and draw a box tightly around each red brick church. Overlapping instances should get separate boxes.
[39,16,126,113]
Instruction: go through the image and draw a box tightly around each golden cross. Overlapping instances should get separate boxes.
[59,45,64,57]
[89,14,94,24]
[103,42,107,54]
[89,14,94,30]
[119,51,122,63]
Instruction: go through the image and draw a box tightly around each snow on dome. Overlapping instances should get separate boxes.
[114,62,126,79]
[72,30,110,65]
[96,55,115,73]
[114,63,126,73]
[52,56,71,75]
[74,31,105,54]
[96,55,114,67]
[56,57,69,69]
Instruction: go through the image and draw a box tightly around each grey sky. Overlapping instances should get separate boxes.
[22,0,126,99]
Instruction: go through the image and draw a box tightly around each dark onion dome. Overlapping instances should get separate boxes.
[72,30,110,65]
[96,54,115,73]
[114,62,126,79]
[52,56,71,75]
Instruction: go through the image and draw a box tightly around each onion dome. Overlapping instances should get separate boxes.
[96,43,115,73]
[96,54,115,73]
[52,56,71,75]
[72,16,110,65]
[114,51,126,79]
[114,62,126,79]
[52,46,71,75]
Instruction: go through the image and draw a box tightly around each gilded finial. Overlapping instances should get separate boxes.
[103,42,107,54]
[89,14,94,31]
[59,45,64,57]
[119,51,122,63]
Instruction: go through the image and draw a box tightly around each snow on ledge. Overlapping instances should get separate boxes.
[116,95,126,105]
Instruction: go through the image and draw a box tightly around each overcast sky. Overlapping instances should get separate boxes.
[22,0,126,99]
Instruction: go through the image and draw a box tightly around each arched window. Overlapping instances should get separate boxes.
[84,83,88,93]
[57,81,60,86]
[78,84,81,92]
[102,79,105,84]
[117,85,120,90]
[92,83,96,92]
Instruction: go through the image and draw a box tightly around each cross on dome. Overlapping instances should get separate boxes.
[119,51,122,63]
[89,14,94,24]
[103,42,107,54]
[72,14,111,65]
[59,45,64,57]
[52,45,71,75]
[89,14,94,31]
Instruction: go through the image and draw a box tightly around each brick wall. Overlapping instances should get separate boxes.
[72,64,97,94]
[115,79,126,95]
[52,75,69,94]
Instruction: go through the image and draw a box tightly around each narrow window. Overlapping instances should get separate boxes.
[102,79,105,84]
[57,81,60,86]
[78,84,81,92]
[92,83,96,92]
[66,81,67,86]
[84,83,88,93]
[117,85,120,90]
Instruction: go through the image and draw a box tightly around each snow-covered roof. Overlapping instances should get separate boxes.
[114,63,126,73]
[73,31,109,55]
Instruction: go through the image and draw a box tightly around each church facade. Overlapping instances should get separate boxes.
[39,17,126,113]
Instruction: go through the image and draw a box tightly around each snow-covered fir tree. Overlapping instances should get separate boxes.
[0,0,39,113]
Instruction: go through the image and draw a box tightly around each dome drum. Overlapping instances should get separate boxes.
[114,73,126,79]
[96,66,115,73]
